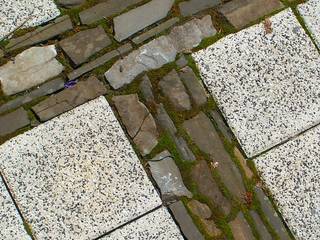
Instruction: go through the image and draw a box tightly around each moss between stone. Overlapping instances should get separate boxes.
[23,220,34,239]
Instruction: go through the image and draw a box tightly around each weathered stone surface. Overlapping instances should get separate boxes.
[210,110,233,142]
[0,97,162,240]
[187,200,212,219]
[6,16,73,51]
[169,201,205,240]
[230,212,254,240]
[114,0,174,41]
[159,70,191,111]
[234,147,253,179]
[219,0,284,29]
[179,66,207,107]
[132,17,179,44]
[191,160,231,215]
[176,54,188,68]
[32,76,107,121]
[59,26,111,66]
[149,150,192,200]
[202,220,221,237]
[56,0,85,8]
[173,136,196,162]
[0,78,65,115]
[67,43,132,80]
[79,0,143,25]
[250,210,272,240]
[0,108,29,136]
[0,45,64,96]
[179,0,221,16]
[139,75,155,103]
[0,49,3,58]
[155,104,177,135]
[184,112,246,199]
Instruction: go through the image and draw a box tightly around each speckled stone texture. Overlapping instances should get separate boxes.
[0,0,60,40]
[298,0,320,48]
[102,207,184,239]
[254,125,320,240]
[0,97,161,240]
[193,9,320,157]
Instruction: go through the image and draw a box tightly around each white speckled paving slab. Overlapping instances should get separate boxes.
[254,125,320,240]
[192,9,320,157]
[0,0,60,40]
[298,0,320,48]
[0,177,31,240]
[102,207,184,240]
[0,97,161,240]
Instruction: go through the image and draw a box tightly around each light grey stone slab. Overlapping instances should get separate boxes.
[0,108,30,137]
[210,110,234,142]
[250,210,272,240]
[230,212,254,240]
[56,0,85,8]
[193,9,320,158]
[0,45,64,96]
[155,104,177,135]
[298,0,320,48]
[179,0,221,16]
[113,0,174,42]
[173,136,196,162]
[0,177,31,240]
[139,75,155,103]
[0,97,162,240]
[102,207,184,239]
[176,54,188,68]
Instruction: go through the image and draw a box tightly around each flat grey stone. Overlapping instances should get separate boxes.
[155,103,177,135]
[0,77,65,114]
[250,210,272,240]
[230,212,254,240]
[132,17,179,44]
[56,0,85,8]
[193,9,320,157]
[59,26,111,66]
[79,0,143,25]
[219,0,284,29]
[201,219,221,237]
[32,76,107,121]
[176,54,188,68]
[0,108,29,136]
[67,43,132,80]
[0,97,162,240]
[184,112,246,199]
[169,201,205,240]
[149,150,192,200]
[6,16,73,51]
[0,45,64,96]
[159,70,191,111]
[187,200,212,219]
[139,75,155,104]
[191,160,231,215]
[113,0,174,41]
[179,66,207,107]
[0,49,3,58]
[210,110,233,142]
[173,136,196,162]
[179,0,221,16]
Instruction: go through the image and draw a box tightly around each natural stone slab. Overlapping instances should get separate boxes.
[0,97,162,240]
[67,43,132,80]
[114,0,174,41]
[0,178,31,240]
[0,45,64,96]
[79,0,143,25]
[132,17,179,44]
[250,211,272,240]
[6,16,73,51]
[0,78,65,115]
[0,108,30,137]
[176,54,188,68]
[233,147,253,179]
[179,0,221,16]
[230,212,254,240]
[219,0,284,29]
[56,0,85,8]
[32,76,107,121]
[187,200,212,219]
[139,75,155,104]
[159,70,191,111]
[210,110,234,142]
[173,136,196,162]
[169,201,205,240]
[193,9,320,157]
[59,26,111,66]
[201,219,221,237]
[149,150,192,200]
[155,104,177,136]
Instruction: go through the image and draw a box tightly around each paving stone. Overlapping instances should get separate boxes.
[113,0,174,41]
[0,97,162,240]
[191,160,231,215]
[132,17,179,44]
[59,26,111,66]
[0,49,4,58]
[101,207,184,239]
[0,108,29,137]
[184,112,246,199]
[230,212,254,240]
[159,70,191,111]
[176,54,188,68]
[250,210,272,240]
[0,0,60,40]
[187,200,212,219]
[298,0,320,48]
[79,0,143,25]
[0,177,31,240]
[32,76,107,121]
[233,147,253,179]
[201,219,222,237]
[173,135,196,162]
[179,66,207,107]
[149,150,192,200]
[6,16,73,51]
[179,0,221,16]
[67,43,132,80]
[193,9,320,157]
[139,75,155,104]
[210,110,234,142]
[218,0,284,29]
[0,45,64,96]
[56,0,85,8]
[169,201,205,240]
[155,103,177,136]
